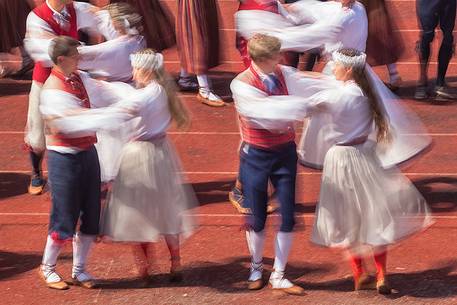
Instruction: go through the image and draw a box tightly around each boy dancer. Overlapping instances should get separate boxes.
[231,34,304,295]
[24,0,115,195]
[38,36,131,290]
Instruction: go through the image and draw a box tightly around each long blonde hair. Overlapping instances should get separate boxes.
[133,49,191,129]
[338,48,390,142]
[155,68,191,130]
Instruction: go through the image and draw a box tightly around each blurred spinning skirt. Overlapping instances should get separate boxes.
[311,143,433,250]
[101,137,196,242]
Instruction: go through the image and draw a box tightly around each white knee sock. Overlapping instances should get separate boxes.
[41,235,63,283]
[272,231,294,276]
[72,232,96,278]
[196,74,210,89]
[246,230,266,264]
[42,235,63,266]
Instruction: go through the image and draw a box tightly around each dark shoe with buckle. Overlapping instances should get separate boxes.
[386,75,402,92]
[435,85,457,101]
[414,85,429,100]
[177,76,199,92]
[376,278,392,295]
[169,265,183,283]
[28,175,45,195]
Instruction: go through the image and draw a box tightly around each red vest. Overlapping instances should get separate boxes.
[236,1,280,67]
[47,70,97,150]
[238,0,279,13]
[239,66,295,150]
[32,3,78,83]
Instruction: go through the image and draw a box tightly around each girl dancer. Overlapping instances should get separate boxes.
[100,49,196,283]
[310,48,432,294]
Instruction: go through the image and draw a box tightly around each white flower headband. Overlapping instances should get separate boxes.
[130,52,164,71]
[332,50,367,68]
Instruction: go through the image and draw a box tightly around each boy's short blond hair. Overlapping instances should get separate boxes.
[247,34,281,62]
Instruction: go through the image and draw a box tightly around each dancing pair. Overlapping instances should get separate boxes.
[231,33,432,295]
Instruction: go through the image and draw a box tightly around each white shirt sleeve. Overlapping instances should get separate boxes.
[281,65,342,99]
[79,72,127,108]
[24,12,57,67]
[40,88,133,137]
[40,89,82,118]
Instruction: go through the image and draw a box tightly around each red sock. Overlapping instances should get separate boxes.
[374,251,387,280]
[349,255,364,281]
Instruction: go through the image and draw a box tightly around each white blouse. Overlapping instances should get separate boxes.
[115,81,172,141]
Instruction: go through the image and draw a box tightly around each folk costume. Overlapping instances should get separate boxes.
[39,67,132,290]
[308,50,433,293]
[231,63,320,295]
[99,51,196,281]
[24,0,116,195]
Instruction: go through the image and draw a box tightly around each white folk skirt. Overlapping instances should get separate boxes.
[311,144,433,251]
[100,137,197,242]
[25,81,46,151]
